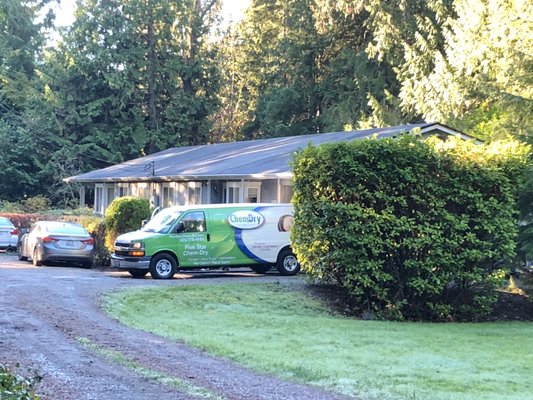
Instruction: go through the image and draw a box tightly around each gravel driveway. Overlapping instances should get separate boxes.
[0,255,351,400]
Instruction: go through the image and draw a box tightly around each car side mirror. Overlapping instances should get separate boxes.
[176,222,185,233]
[141,219,147,228]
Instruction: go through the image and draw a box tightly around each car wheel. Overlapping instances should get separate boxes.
[32,247,43,267]
[276,249,300,276]
[18,243,28,261]
[149,254,177,279]
[128,269,148,278]
[250,264,271,274]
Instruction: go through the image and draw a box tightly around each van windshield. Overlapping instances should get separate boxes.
[141,209,181,234]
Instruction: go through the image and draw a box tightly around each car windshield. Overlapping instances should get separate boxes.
[141,208,181,234]
[46,222,88,236]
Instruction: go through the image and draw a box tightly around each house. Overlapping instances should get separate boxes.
[64,123,473,214]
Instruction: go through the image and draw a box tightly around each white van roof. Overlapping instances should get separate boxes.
[162,203,292,212]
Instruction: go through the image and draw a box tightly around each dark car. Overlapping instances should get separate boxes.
[19,221,94,268]
[0,217,18,251]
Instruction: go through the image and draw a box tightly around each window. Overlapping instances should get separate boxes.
[187,182,202,205]
[106,187,115,208]
[225,184,240,203]
[179,211,206,233]
[246,186,259,203]
[224,182,261,203]
[163,183,176,207]
[95,185,103,214]
[280,184,293,203]
[117,183,129,197]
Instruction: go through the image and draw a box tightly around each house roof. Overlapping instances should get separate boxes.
[65,123,473,183]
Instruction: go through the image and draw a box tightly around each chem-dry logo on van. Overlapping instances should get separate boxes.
[228,210,264,229]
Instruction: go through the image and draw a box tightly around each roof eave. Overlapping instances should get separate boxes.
[64,172,293,184]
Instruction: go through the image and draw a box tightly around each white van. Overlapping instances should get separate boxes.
[111,203,300,279]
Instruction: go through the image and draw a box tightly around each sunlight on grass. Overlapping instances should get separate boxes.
[102,283,533,400]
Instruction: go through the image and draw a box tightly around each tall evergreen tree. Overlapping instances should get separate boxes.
[0,0,55,201]
[216,0,409,139]
[47,0,221,166]
[416,0,532,141]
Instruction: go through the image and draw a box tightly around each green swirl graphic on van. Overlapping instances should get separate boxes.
[227,210,264,229]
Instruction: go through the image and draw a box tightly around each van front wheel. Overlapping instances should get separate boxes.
[276,249,300,276]
[150,254,177,279]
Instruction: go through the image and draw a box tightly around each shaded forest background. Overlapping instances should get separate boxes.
[0,0,531,205]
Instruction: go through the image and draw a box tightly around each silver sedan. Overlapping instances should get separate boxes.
[19,221,94,268]
[0,217,18,251]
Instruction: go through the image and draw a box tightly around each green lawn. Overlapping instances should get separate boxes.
[102,283,533,400]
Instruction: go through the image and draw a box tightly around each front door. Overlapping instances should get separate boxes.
[173,211,210,267]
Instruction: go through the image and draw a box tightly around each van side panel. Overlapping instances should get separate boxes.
[205,208,252,266]
[233,205,292,264]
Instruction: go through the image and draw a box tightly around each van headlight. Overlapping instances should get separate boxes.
[129,241,145,257]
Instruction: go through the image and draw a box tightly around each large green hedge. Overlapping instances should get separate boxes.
[291,135,530,321]
[105,197,150,251]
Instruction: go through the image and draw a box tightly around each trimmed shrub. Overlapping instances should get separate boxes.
[0,363,41,400]
[75,215,109,267]
[22,196,51,213]
[291,135,530,321]
[0,200,24,213]
[105,197,150,251]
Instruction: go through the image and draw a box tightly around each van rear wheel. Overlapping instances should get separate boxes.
[149,254,177,279]
[276,249,300,276]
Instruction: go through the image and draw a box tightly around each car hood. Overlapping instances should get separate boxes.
[116,230,161,242]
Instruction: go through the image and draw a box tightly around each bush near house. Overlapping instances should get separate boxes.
[291,135,530,321]
[105,197,151,251]
[69,215,109,268]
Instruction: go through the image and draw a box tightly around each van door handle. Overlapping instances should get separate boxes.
[207,234,210,241]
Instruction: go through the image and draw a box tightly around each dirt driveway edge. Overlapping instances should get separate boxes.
[0,257,352,400]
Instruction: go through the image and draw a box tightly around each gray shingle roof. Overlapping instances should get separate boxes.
[65,123,470,183]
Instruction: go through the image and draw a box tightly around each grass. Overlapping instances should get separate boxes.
[102,283,533,400]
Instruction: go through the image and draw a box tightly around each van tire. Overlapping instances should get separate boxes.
[276,249,300,276]
[128,269,148,278]
[250,264,271,274]
[150,254,177,279]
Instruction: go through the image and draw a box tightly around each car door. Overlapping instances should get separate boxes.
[173,211,210,267]
[23,223,40,258]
